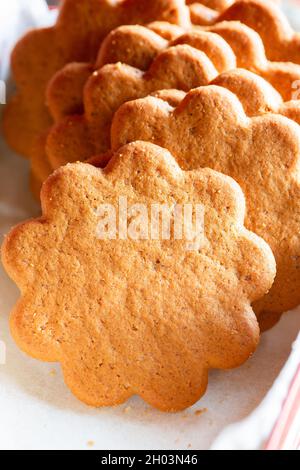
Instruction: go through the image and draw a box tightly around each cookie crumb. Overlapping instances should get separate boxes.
[49,369,56,376]
[87,440,95,448]
[123,406,131,414]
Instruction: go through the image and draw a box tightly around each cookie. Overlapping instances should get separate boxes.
[45,44,220,169]
[212,69,300,127]
[3,0,190,158]
[206,21,300,101]
[111,83,300,330]
[30,89,186,196]
[1,141,275,411]
[47,63,95,122]
[210,68,282,116]
[46,25,235,122]
[193,0,300,65]
[188,0,279,25]
[47,16,300,124]
[44,65,286,184]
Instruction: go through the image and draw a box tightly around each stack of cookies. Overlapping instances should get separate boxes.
[1,0,300,412]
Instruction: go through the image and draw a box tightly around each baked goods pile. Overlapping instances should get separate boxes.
[1,0,300,411]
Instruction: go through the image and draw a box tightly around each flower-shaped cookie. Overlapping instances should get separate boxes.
[46,25,235,121]
[38,68,282,192]
[32,90,187,194]
[46,44,218,169]
[193,0,300,64]
[211,69,300,127]
[188,0,279,25]
[26,26,232,191]
[111,85,300,330]
[207,21,300,101]
[2,142,275,411]
[3,0,190,158]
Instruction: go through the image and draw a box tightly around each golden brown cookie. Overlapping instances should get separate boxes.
[30,90,185,193]
[31,89,186,193]
[2,141,276,411]
[46,25,235,122]
[46,64,95,122]
[144,69,290,120]
[188,0,279,25]
[206,21,300,101]
[3,0,190,158]
[210,68,283,116]
[211,69,300,128]
[111,84,300,329]
[42,65,299,187]
[47,17,300,125]
[39,26,234,185]
[46,44,219,169]
[192,0,300,65]
[44,67,289,184]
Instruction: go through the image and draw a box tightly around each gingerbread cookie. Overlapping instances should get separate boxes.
[206,21,300,101]
[41,66,297,188]
[46,25,235,122]
[111,84,300,330]
[193,0,300,65]
[31,89,186,195]
[211,68,282,116]
[2,141,276,410]
[46,44,219,169]
[188,0,279,25]
[3,0,190,158]
[48,17,300,125]
[212,69,300,128]
[44,67,285,184]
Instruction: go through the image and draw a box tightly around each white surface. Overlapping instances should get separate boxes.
[0,0,300,451]
[212,332,300,450]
